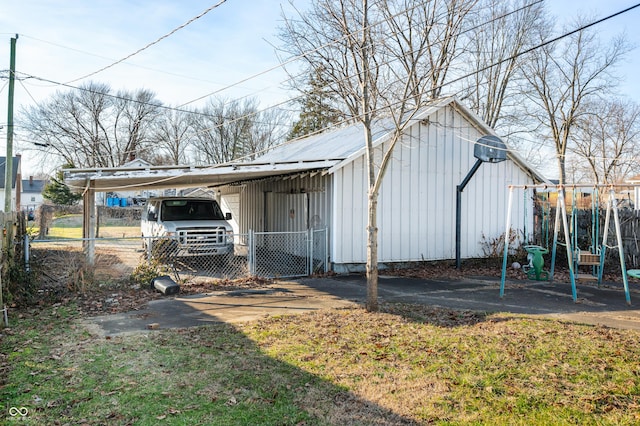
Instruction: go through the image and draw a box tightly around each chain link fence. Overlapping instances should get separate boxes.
[250,229,328,278]
[27,229,328,288]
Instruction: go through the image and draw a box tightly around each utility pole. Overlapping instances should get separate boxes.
[2,34,17,327]
[5,34,17,213]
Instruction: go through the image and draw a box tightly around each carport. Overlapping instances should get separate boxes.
[63,160,339,263]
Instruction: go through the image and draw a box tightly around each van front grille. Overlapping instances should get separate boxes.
[176,227,229,248]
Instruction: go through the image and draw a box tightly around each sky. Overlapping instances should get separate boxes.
[1,0,640,177]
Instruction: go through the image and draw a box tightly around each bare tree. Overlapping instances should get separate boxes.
[190,97,288,164]
[521,20,630,184]
[243,107,291,160]
[280,0,476,311]
[190,98,255,164]
[570,98,640,184]
[462,0,546,129]
[113,89,162,164]
[22,82,163,168]
[150,109,194,165]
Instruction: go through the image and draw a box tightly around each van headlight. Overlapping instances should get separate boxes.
[226,230,233,244]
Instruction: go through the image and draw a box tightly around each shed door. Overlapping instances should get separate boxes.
[219,193,240,235]
[265,192,308,232]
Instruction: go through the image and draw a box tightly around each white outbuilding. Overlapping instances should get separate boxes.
[217,97,545,272]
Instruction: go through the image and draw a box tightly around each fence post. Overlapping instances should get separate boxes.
[308,228,313,276]
[146,238,152,262]
[248,229,255,276]
[324,228,329,273]
[23,234,30,273]
[0,213,6,327]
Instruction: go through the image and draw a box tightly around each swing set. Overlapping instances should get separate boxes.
[499,184,633,305]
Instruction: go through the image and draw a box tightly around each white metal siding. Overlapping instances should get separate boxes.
[332,104,534,265]
[234,173,333,236]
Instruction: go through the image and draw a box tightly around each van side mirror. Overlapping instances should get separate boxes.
[225,212,232,220]
[149,212,158,221]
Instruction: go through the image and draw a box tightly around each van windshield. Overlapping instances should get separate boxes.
[161,200,225,221]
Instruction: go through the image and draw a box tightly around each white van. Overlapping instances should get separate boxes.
[141,197,234,256]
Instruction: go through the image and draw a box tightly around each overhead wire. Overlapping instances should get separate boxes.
[64,0,229,84]
[15,1,640,187]
[64,0,640,185]
[64,0,545,155]
[16,34,239,88]
[7,0,540,130]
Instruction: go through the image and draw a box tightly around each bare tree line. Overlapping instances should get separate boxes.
[20,83,291,169]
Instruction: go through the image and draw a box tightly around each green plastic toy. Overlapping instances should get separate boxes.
[524,245,549,281]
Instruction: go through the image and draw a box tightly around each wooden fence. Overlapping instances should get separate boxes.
[532,206,640,269]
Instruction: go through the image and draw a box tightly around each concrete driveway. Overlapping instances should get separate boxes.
[83,275,640,337]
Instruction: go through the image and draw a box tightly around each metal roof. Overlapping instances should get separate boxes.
[63,160,339,192]
[63,97,547,192]
[255,120,395,163]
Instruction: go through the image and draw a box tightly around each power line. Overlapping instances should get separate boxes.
[64,0,229,84]
[4,0,542,124]
[17,34,239,87]
[13,1,640,179]
[16,0,543,143]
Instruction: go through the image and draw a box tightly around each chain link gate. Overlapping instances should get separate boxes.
[247,228,328,278]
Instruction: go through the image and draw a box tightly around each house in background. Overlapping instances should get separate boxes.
[21,175,47,215]
[103,158,155,206]
[0,155,22,212]
[626,174,640,210]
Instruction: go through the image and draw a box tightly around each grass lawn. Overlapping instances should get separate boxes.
[2,302,639,425]
[30,214,140,239]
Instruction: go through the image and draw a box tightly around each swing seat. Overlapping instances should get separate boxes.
[575,250,601,282]
[578,253,600,266]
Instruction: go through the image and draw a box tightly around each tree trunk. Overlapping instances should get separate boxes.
[366,188,378,311]
[557,154,566,185]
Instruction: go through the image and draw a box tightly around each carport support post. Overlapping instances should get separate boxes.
[83,186,96,265]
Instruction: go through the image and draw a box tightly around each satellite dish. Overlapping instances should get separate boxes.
[474,135,507,163]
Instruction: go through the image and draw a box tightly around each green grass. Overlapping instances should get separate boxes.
[30,214,140,239]
[2,303,640,425]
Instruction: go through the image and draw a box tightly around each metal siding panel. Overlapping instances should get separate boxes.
[427,115,440,259]
[341,165,355,263]
[332,170,344,263]
[441,107,457,259]
[380,140,396,261]
[352,156,367,263]
[408,124,422,259]
[404,126,418,260]
[418,122,430,260]
[335,157,367,264]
